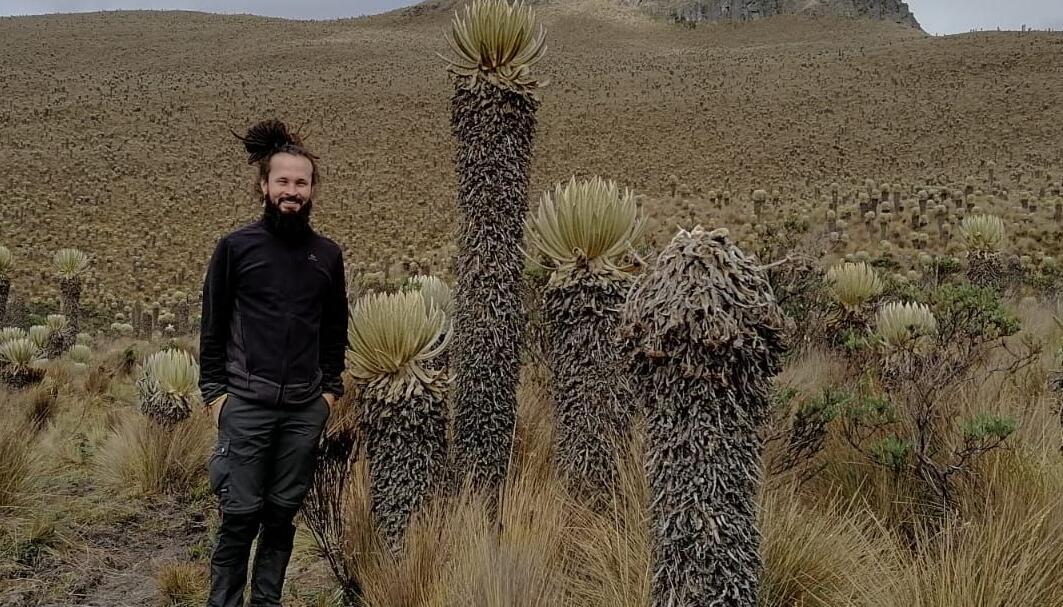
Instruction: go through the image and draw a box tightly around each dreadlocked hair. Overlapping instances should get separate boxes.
[232,119,321,188]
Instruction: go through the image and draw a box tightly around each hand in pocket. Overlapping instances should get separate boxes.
[209,394,228,427]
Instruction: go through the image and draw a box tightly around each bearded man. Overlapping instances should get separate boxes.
[199,119,347,607]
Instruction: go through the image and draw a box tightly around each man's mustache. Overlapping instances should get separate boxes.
[263,194,313,212]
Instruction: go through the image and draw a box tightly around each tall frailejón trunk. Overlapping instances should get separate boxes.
[363,371,448,554]
[0,245,12,325]
[621,226,784,607]
[544,268,635,507]
[53,248,89,351]
[0,276,9,326]
[444,0,546,494]
[59,276,82,350]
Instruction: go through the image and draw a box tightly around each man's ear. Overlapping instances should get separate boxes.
[259,179,268,197]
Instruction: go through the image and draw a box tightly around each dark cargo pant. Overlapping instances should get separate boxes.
[207,393,330,607]
[209,393,330,513]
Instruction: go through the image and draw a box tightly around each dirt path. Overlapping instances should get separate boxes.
[73,501,209,607]
[1,485,209,607]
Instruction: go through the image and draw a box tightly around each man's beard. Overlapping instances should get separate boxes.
[262,194,314,242]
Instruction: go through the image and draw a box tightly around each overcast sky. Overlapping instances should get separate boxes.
[1,0,1061,34]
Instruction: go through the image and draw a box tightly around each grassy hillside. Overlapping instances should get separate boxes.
[1,7,1061,311]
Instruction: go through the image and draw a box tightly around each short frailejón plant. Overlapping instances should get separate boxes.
[0,327,26,345]
[874,300,939,384]
[526,175,643,507]
[823,261,884,347]
[346,289,450,554]
[959,214,1006,289]
[53,248,90,351]
[135,349,200,427]
[68,343,92,366]
[407,275,453,319]
[406,274,453,368]
[621,226,785,607]
[826,261,883,313]
[876,301,938,350]
[0,337,46,389]
[27,325,49,351]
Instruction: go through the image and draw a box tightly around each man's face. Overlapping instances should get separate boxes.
[260,152,314,213]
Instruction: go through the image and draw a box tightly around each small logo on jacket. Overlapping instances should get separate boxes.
[308,253,318,262]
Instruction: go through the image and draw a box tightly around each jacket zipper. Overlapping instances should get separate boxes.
[276,242,296,406]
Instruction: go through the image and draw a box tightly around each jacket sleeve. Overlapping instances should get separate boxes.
[320,249,348,397]
[198,236,233,405]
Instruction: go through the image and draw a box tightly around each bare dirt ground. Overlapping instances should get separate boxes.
[0,470,206,606]
[0,399,331,607]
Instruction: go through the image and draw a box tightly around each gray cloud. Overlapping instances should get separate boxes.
[2,0,1061,34]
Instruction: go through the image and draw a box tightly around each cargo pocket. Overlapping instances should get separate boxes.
[208,437,232,499]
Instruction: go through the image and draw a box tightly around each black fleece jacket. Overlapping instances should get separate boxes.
[198,218,347,407]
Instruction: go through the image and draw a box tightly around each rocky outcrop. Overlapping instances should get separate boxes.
[401,0,545,17]
[639,0,921,29]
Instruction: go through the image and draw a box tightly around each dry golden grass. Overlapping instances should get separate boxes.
[95,409,213,498]
[0,407,39,513]
[869,451,1063,607]
[0,299,1059,604]
[320,306,1063,606]
[560,445,650,607]
[155,560,209,606]
[25,381,60,430]
[760,488,895,607]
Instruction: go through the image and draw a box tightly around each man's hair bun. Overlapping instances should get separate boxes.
[232,119,305,165]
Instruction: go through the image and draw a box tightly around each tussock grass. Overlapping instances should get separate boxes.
[156,561,208,606]
[26,381,60,430]
[331,325,1063,607]
[0,392,42,514]
[340,458,569,607]
[560,437,650,607]
[3,300,1062,606]
[95,411,213,497]
[761,488,896,607]
[0,417,39,514]
[871,452,1063,607]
